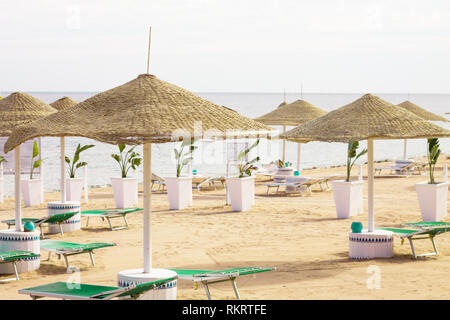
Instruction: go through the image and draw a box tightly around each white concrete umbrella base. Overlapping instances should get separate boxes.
[349,229,394,259]
[0,229,40,274]
[117,268,178,300]
[47,201,81,234]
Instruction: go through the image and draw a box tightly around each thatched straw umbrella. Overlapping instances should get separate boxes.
[5,73,274,285]
[281,93,450,233]
[0,92,56,231]
[397,100,449,160]
[50,97,78,203]
[255,99,327,171]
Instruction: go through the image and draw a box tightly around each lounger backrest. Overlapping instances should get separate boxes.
[117,276,177,298]
[44,212,77,224]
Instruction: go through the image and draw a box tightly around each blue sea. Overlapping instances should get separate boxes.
[1,91,449,197]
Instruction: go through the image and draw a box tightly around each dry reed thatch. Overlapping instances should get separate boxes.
[397,100,448,122]
[5,74,274,153]
[0,92,56,137]
[255,99,327,126]
[50,96,78,111]
[281,93,450,143]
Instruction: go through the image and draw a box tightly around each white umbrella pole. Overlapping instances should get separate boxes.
[282,125,286,163]
[14,147,21,232]
[296,142,301,172]
[403,139,407,160]
[367,138,374,232]
[143,143,152,272]
[60,137,66,203]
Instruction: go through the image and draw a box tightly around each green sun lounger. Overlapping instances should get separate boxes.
[19,276,177,300]
[378,225,450,258]
[169,266,276,300]
[0,251,40,281]
[40,239,115,272]
[81,208,143,231]
[2,212,78,238]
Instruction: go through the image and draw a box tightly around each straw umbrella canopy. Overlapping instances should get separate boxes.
[50,97,78,203]
[5,73,274,273]
[255,99,328,170]
[397,100,449,160]
[281,93,450,232]
[50,96,78,111]
[0,92,57,231]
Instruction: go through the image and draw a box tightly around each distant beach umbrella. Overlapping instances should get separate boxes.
[0,92,56,232]
[255,99,327,170]
[5,73,274,276]
[397,100,449,160]
[50,97,78,203]
[281,93,450,232]
[50,96,78,111]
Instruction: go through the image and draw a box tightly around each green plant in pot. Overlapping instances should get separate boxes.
[427,138,441,184]
[110,144,142,209]
[65,144,95,178]
[237,139,260,178]
[29,141,42,180]
[111,144,142,178]
[0,156,6,165]
[346,141,367,182]
[174,139,197,177]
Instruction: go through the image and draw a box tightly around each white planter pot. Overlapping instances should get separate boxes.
[21,179,42,207]
[165,177,192,210]
[415,181,449,222]
[111,177,138,209]
[59,178,84,202]
[331,180,363,219]
[226,176,255,212]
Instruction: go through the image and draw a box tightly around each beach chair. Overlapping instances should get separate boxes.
[374,160,425,176]
[0,251,39,281]
[169,266,275,300]
[151,173,166,192]
[378,222,450,258]
[19,276,177,300]
[40,239,115,272]
[2,212,78,238]
[81,207,143,230]
[192,176,213,191]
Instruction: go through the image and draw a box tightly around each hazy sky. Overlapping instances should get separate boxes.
[1,0,450,93]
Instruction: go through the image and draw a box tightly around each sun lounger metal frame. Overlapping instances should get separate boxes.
[378,224,450,258]
[375,162,427,176]
[170,266,275,300]
[0,251,40,281]
[81,208,143,231]
[40,239,115,272]
[264,175,339,196]
[2,212,78,239]
[19,276,177,300]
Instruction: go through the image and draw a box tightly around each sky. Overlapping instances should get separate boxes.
[0,0,450,93]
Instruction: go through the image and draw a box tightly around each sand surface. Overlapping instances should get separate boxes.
[1,157,450,300]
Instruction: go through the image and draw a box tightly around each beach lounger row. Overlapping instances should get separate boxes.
[374,160,427,176]
[18,266,275,300]
[264,175,339,196]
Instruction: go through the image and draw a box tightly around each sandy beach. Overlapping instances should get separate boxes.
[1,156,450,300]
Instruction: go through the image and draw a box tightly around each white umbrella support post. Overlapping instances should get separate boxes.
[296,143,301,173]
[46,137,81,235]
[281,125,286,163]
[117,142,177,299]
[348,139,393,260]
[403,139,407,160]
[0,145,40,276]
